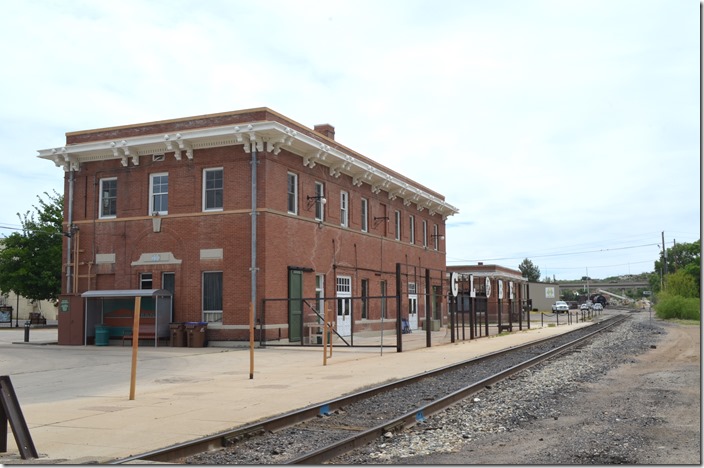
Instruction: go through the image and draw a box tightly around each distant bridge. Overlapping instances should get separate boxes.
[557,281,650,290]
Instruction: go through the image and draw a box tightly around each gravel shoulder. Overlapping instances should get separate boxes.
[335,311,701,465]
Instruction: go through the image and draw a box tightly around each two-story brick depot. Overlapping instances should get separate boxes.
[39,108,462,346]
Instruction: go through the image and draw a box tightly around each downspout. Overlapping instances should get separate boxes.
[251,144,258,320]
[66,168,75,294]
[249,143,258,379]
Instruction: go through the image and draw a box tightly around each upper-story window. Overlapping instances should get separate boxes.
[203,168,224,211]
[409,215,415,244]
[340,191,349,227]
[314,181,325,221]
[394,210,401,241]
[360,198,368,232]
[287,172,298,214]
[99,177,117,219]
[150,173,169,215]
[422,220,428,248]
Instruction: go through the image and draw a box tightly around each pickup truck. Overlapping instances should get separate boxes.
[551,301,569,313]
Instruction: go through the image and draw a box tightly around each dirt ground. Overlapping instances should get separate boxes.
[414,317,701,465]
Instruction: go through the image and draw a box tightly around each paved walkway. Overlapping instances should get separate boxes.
[0,320,591,464]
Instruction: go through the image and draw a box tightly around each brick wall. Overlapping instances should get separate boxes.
[64,125,449,341]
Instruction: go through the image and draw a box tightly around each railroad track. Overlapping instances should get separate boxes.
[112,314,627,465]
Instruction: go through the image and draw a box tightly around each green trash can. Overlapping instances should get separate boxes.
[95,325,110,346]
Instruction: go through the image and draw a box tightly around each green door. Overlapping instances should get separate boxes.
[289,270,303,342]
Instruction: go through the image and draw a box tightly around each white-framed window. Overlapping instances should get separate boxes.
[360,198,368,232]
[422,220,427,248]
[99,177,117,219]
[203,167,224,211]
[315,274,325,320]
[433,224,439,250]
[340,191,349,227]
[314,181,325,221]
[203,271,223,323]
[140,272,153,289]
[287,172,298,214]
[409,215,415,244]
[149,173,169,215]
[394,210,401,241]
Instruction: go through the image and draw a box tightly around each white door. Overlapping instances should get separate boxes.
[336,276,352,336]
[408,283,418,330]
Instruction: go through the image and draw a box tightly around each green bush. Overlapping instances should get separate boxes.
[655,292,701,320]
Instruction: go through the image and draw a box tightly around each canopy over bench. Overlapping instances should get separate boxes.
[81,289,173,346]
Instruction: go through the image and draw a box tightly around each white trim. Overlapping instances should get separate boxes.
[394,210,401,241]
[314,181,325,221]
[200,248,223,260]
[99,177,117,219]
[38,118,458,218]
[340,191,349,227]
[202,167,224,212]
[149,172,169,215]
[360,198,368,232]
[409,214,415,245]
[287,172,298,215]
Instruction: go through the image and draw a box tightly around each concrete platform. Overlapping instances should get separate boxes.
[0,320,592,464]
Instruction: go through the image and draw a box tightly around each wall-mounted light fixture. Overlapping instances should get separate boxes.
[306,195,327,206]
[373,216,389,227]
[430,233,445,240]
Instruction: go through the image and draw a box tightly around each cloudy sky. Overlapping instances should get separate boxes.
[1,0,699,280]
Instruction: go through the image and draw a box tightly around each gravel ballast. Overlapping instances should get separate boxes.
[331,311,700,465]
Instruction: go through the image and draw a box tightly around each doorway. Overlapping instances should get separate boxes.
[336,276,352,336]
[288,269,303,342]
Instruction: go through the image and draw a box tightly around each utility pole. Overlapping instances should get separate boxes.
[662,231,668,276]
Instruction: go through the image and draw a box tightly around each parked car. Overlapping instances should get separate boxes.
[580,303,590,311]
[592,303,604,312]
[552,301,569,313]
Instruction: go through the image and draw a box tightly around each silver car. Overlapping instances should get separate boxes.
[552,301,569,313]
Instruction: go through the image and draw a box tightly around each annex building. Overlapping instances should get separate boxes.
[39,108,459,345]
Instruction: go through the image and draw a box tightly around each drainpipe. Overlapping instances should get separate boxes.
[66,169,75,294]
[249,142,258,379]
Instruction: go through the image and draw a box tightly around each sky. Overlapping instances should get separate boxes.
[0,0,700,281]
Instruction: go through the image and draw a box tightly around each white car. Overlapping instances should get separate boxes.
[552,301,569,313]
[580,303,590,311]
[593,303,604,312]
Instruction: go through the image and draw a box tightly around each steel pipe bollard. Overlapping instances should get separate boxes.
[24,321,30,342]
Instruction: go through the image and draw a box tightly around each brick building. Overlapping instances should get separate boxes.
[446,264,527,328]
[39,108,458,344]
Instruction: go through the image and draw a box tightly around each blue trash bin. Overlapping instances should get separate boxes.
[95,325,110,346]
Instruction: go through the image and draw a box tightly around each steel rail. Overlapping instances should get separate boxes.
[111,315,624,465]
[287,314,627,464]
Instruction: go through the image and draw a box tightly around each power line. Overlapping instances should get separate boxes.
[447,242,660,264]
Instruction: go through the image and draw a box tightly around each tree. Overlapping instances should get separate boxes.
[664,270,699,298]
[654,240,700,294]
[0,191,63,303]
[518,258,541,282]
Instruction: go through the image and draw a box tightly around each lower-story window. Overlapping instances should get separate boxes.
[203,271,223,323]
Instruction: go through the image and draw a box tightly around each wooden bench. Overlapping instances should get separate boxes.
[29,312,46,325]
[122,325,157,346]
[497,324,512,333]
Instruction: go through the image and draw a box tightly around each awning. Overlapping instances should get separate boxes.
[81,289,172,298]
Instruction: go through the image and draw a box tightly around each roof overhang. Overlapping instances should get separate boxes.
[81,289,172,298]
[38,119,459,219]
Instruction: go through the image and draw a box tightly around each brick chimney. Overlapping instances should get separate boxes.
[314,123,335,140]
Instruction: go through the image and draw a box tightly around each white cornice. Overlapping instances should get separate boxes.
[38,120,459,218]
